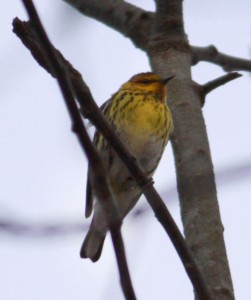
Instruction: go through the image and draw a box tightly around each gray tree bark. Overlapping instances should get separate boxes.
[147,1,234,299]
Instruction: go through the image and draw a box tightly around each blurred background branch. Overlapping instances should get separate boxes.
[1,160,250,237]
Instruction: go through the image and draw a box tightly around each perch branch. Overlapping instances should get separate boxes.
[192,45,251,72]
[13,15,213,300]
[20,1,136,299]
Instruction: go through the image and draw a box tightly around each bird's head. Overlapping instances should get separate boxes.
[121,72,174,102]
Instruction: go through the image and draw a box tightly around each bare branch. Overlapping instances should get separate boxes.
[63,0,153,50]
[202,72,242,95]
[2,159,251,237]
[14,14,213,300]
[0,219,85,236]
[198,72,242,106]
[20,1,136,299]
[192,45,251,72]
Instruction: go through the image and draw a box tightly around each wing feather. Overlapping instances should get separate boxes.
[84,98,113,217]
[85,167,93,218]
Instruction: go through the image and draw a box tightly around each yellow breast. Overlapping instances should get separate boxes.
[110,91,172,142]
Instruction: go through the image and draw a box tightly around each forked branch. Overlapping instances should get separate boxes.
[64,0,251,74]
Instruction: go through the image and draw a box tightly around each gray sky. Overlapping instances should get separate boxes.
[0,1,251,299]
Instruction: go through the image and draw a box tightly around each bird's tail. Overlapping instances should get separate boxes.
[80,226,106,262]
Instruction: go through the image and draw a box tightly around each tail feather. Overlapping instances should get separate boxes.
[80,228,106,262]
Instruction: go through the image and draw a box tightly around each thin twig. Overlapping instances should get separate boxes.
[198,72,242,106]
[202,72,242,95]
[20,1,136,299]
[192,45,251,72]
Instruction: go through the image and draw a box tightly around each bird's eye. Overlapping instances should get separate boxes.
[140,79,152,84]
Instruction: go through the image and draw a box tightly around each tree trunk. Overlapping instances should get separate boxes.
[148,1,234,299]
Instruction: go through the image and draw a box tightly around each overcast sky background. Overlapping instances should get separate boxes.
[1,1,251,299]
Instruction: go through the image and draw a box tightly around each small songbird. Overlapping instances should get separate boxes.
[80,72,174,262]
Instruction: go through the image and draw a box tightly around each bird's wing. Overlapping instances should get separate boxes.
[85,166,93,218]
[85,98,113,217]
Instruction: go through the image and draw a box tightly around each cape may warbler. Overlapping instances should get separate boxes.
[81,72,174,262]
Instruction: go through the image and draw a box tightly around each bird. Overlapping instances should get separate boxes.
[80,72,174,262]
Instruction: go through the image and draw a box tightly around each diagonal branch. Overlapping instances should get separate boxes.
[20,1,136,299]
[14,15,213,300]
[201,72,242,95]
[63,0,153,50]
[192,45,251,72]
[197,72,242,106]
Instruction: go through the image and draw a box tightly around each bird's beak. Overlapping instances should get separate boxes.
[162,75,175,84]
